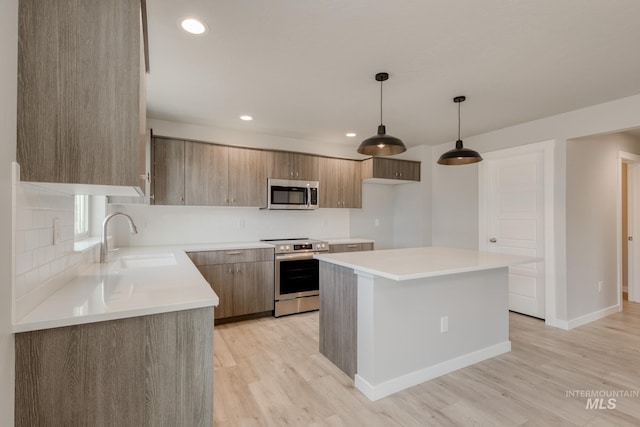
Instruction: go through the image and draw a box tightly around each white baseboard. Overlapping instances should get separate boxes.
[354,341,511,401]
[565,304,621,330]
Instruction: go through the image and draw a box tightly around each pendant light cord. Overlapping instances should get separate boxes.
[380,79,384,125]
[457,101,461,141]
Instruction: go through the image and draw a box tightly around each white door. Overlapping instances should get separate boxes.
[625,157,640,303]
[484,152,545,318]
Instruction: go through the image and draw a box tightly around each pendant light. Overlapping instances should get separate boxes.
[437,96,482,165]
[357,72,407,156]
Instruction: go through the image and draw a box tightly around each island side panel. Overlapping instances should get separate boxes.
[319,261,357,378]
[15,307,214,426]
[356,267,510,399]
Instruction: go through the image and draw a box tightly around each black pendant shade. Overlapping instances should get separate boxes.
[358,72,406,156]
[437,96,482,165]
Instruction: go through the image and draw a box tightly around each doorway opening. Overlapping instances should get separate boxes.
[619,151,640,307]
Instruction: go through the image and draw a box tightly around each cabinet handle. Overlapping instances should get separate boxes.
[489,238,497,243]
[226,251,243,255]
[346,244,358,248]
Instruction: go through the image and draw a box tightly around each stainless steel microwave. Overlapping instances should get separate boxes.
[267,179,319,210]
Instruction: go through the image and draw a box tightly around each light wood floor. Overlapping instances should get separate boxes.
[213,300,640,426]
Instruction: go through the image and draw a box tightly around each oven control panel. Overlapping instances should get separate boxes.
[272,240,329,254]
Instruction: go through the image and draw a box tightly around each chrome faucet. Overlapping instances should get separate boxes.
[100,212,138,263]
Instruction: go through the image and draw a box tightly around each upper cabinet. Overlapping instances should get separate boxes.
[228,146,268,207]
[152,138,185,205]
[185,142,229,206]
[361,158,421,183]
[319,157,362,208]
[151,138,267,207]
[17,0,146,194]
[267,152,319,181]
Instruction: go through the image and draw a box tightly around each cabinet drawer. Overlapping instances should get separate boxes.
[188,248,274,266]
[329,242,374,253]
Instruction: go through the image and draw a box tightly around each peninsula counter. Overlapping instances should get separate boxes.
[315,246,535,401]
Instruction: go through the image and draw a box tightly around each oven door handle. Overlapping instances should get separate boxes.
[276,252,317,261]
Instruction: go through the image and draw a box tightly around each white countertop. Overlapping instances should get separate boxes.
[12,238,378,333]
[181,241,276,252]
[315,246,537,281]
[13,246,222,333]
[323,238,375,245]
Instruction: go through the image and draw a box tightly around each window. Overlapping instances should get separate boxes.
[74,195,89,239]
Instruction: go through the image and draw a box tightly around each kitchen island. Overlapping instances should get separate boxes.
[315,246,535,401]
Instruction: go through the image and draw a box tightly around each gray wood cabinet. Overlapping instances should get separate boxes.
[319,262,358,378]
[319,157,362,208]
[15,307,213,426]
[17,0,146,191]
[228,146,268,207]
[188,248,274,320]
[268,151,319,181]
[329,242,374,253]
[185,141,229,206]
[152,138,185,205]
[152,139,267,207]
[361,157,421,182]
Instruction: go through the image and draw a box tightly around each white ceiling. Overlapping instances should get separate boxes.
[146,0,640,149]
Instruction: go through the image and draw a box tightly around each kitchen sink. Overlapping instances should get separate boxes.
[118,253,177,269]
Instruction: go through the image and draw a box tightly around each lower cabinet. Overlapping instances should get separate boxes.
[15,307,214,426]
[188,248,274,320]
[329,242,374,253]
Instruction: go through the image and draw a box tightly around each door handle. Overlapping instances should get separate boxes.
[489,238,497,243]
[629,236,633,241]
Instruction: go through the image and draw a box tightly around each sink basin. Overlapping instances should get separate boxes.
[118,253,177,269]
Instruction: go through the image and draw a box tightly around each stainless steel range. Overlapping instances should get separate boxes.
[262,238,329,317]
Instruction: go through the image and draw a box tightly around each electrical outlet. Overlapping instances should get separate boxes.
[598,281,603,293]
[52,218,61,246]
[440,315,449,333]
[375,218,380,227]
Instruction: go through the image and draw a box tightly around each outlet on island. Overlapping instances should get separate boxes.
[440,315,449,333]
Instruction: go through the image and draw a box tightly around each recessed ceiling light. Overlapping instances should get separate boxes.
[240,115,253,121]
[179,17,209,35]
[346,132,357,137]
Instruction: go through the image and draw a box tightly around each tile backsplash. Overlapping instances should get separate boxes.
[13,181,99,322]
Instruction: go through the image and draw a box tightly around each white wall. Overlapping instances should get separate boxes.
[0,0,17,424]
[566,132,640,319]
[108,203,351,246]
[393,145,432,248]
[430,94,640,323]
[350,184,395,249]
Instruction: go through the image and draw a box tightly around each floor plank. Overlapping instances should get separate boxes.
[213,299,640,426]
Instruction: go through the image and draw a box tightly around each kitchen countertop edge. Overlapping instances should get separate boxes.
[315,246,538,281]
[12,245,230,334]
